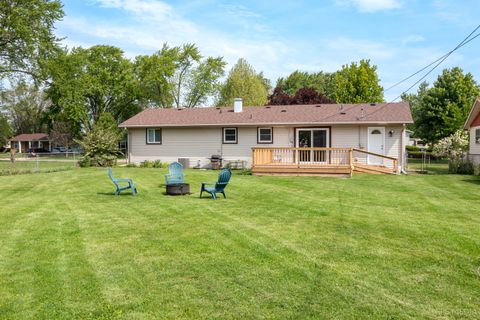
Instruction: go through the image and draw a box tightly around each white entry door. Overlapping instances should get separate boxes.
[367,127,385,165]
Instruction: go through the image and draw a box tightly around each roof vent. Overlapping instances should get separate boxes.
[315,105,322,108]
[370,103,376,106]
[265,106,271,109]
[281,110,287,113]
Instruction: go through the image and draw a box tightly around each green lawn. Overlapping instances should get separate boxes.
[1,168,479,319]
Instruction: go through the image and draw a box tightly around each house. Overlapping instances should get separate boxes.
[9,133,50,153]
[119,99,413,175]
[464,97,480,165]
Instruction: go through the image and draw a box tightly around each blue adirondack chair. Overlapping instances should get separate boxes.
[165,162,185,185]
[200,169,232,199]
[108,168,137,196]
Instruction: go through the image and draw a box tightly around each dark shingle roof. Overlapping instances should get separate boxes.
[10,133,49,142]
[119,102,413,128]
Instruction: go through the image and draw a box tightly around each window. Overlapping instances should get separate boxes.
[476,128,480,144]
[257,127,273,143]
[146,128,162,144]
[371,129,382,134]
[223,127,237,144]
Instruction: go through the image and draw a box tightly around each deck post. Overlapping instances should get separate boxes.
[349,148,353,176]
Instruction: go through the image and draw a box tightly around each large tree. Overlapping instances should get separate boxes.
[408,67,479,144]
[267,87,336,105]
[0,113,12,147]
[217,58,269,107]
[45,45,140,130]
[135,43,225,108]
[49,121,74,149]
[0,80,49,134]
[0,0,64,80]
[135,44,179,108]
[276,70,335,97]
[333,59,384,103]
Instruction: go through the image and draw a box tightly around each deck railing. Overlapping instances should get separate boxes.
[252,147,398,174]
[252,147,353,167]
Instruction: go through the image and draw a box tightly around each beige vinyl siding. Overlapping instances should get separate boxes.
[469,126,480,165]
[331,125,403,168]
[222,127,292,166]
[127,125,405,168]
[128,126,293,167]
[129,127,221,167]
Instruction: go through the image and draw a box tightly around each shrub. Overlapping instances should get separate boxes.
[406,145,420,152]
[152,160,164,168]
[77,113,122,167]
[238,168,252,175]
[433,131,470,174]
[448,159,474,174]
[474,165,480,176]
[126,163,138,168]
[139,160,153,168]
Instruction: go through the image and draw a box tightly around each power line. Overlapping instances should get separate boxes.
[385,32,480,92]
[390,23,480,101]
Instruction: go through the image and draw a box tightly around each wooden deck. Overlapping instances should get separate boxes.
[252,147,398,176]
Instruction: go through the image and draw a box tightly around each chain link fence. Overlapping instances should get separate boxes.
[0,152,81,175]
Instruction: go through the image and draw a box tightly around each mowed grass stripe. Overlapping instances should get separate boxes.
[0,168,479,318]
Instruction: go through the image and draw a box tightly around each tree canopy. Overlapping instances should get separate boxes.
[0,113,12,147]
[333,59,384,103]
[0,0,64,80]
[276,71,335,98]
[405,67,480,144]
[268,87,335,105]
[0,80,49,135]
[217,58,269,107]
[45,45,141,131]
[136,43,225,108]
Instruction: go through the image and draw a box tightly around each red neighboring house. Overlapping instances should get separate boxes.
[9,133,50,153]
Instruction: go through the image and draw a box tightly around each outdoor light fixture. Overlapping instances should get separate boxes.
[388,130,394,137]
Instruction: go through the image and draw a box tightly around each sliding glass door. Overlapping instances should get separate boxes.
[296,128,329,163]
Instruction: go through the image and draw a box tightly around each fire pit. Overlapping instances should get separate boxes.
[166,183,190,195]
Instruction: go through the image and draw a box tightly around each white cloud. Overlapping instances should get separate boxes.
[56,0,463,102]
[401,34,425,45]
[336,0,402,12]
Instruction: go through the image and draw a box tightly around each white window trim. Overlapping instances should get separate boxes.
[258,127,273,144]
[475,128,480,144]
[146,128,162,144]
[223,127,238,144]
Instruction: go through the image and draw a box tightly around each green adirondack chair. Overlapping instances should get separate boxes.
[165,162,185,185]
[108,168,137,196]
[200,169,232,199]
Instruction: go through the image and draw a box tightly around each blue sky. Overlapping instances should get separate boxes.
[56,0,480,101]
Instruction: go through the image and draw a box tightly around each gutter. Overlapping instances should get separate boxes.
[119,121,414,128]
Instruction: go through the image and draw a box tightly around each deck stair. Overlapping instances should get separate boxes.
[353,163,396,174]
